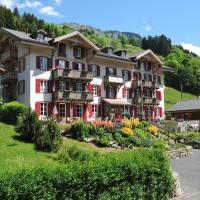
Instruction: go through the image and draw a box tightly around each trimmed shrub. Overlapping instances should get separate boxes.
[0,149,173,200]
[70,120,90,140]
[16,108,39,141]
[0,101,27,124]
[35,118,62,152]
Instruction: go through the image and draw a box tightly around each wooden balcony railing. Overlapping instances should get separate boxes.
[53,90,93,102]
[53,69,93,81]
[133,97,160,105]
[104,76,123,84]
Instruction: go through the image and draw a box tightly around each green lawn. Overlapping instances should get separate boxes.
[164,86,197,110]
[0,122,107,172]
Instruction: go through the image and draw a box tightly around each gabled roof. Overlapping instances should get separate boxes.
[167,99,199,112]
[129,49,163,64]
[0,27,52,45]
[52,31,99,51]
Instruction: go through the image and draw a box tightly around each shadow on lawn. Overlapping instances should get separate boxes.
[12,134,33,144]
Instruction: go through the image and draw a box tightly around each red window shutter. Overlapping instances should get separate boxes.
[160,107,163,117]
[88,84,92,93]
[48,80,52,93]
[89,104,92,117]
[98,104,102,117]
[156,91,159,99]
[66,103,70,117]
[35,102,40,116]
[98,85,101,96]
[35,79,40,93]
[36,56,40,69]
[48,102,53,117]
[83,104,87,121]
[73,104,77,117]
[159,91,162,101]
[55,59,60,69]
[47,58,52,70]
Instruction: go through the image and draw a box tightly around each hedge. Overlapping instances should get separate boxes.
[0,101,27,124]
[0,149,173,200]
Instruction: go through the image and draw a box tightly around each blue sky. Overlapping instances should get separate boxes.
[1,0,200,54]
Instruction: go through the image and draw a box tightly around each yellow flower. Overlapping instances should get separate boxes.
[132,118,139,127]
[149,125,159,136]
[120,127,134,136]
[122,118,132,128]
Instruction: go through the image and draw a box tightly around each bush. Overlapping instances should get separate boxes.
[153,140,167,149]
[134,128,148,140]
[0,149,173,200]
[70,120,90,140]
[0,101,27,124]
[35,118,62,152]
[16,108,39,141]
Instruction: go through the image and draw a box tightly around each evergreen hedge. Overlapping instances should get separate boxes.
[0,149,173,200]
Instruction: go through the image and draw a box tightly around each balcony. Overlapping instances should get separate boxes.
[133,97,142,104]
[53,69,93,81]
[1,71,17,82]
[104,76,123,84]
[53,91,93,102]
[1,50,17,62]
[143,80,153,88]
[143,97,160,105]
[132,79,142,88]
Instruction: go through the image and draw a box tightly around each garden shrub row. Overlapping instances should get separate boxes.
[0,149,173,200]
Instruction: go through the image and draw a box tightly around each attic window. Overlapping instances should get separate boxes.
[37,33,44,42]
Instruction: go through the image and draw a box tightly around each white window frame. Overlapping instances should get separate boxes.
[40,80,48,93]
[92,65,97,77]
[78,63,82,71]
[59,60,65,69]
[40,57,47,70]
[76,83,82,92]
[108,48,113,55]
[108,67,114,76]
[77,104,83,117]
[59,81,65,92]
[92,105,98,117]
[37,33,44,42]
[135,89,141,98]
[108,86,114,98]
[92,85,98,96]
[77,47,82,58]
[145,90,151,98]
[123,70,129,81]
[40,102,48,117]
[59,103,66,118]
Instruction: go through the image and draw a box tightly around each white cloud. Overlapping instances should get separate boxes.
[144,21,152,32]
[17,0,42,9]
[0,0,15,9]
[39,6,59,16]
[181,43,200,56]
[53,0,63,6]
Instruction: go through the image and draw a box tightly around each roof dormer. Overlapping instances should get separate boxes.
[101,47,114,55]
[114,50,127,58]
[30,29,47,42]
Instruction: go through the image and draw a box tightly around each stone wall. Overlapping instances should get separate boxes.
[170,171,182,199]
[168,146,193,160]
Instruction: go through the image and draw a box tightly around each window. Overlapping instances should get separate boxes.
[40,80,48,93]
[77,105,83,117]
[40,57,47,70]
[18,59,25,73]
[37,33,44,42]
[59,60,65,69]
[58,43,66,57]
[135,89,141,97]
[77,47,82,57]
[59,81,65,91]
[76,83,82,92]
[59,103,66,118]
[18,80,25,95]
[108,86,114,98]
[145,90,152,98]
[124,88,129,99]
[92,85,98,96]
[40,102,48,116]
[91,65,97,76]
[108,67,114,76]
[92,105,98,117]
[123,70,129,81]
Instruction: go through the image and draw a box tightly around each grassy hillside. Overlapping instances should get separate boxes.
[164,86,197,110]
[0,123,109,172]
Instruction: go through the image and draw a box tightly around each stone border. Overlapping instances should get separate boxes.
[168,146,193,160]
